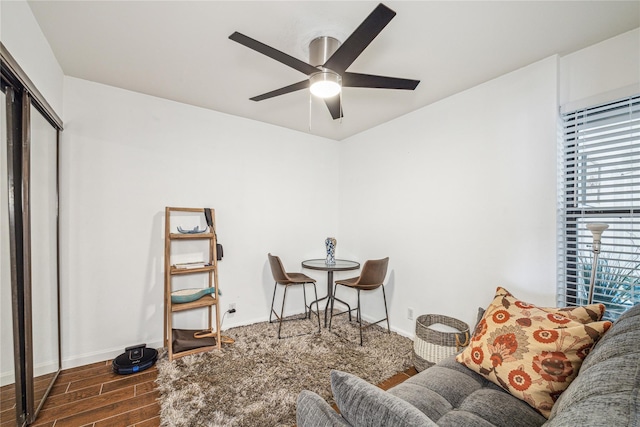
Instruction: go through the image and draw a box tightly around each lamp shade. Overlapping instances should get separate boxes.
[309,71,341,98]
[586,223,609,242]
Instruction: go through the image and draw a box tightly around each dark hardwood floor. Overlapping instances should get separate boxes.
[378,366,418,390]
[1,361,416,427]
[1,360,160,427]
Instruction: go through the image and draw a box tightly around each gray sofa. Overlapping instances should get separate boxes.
[296,303,639,427]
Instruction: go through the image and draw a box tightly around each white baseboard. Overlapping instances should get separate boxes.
[62,340,164,370]
[59,314,412,370]
[2,361,68,386]
[222,314,270,331]
[1,370,15,387]
[358,313,414,340]
[34,361,60,378]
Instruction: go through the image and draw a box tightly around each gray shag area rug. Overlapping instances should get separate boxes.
[156,311,414,427]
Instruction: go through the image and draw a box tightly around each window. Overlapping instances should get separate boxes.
[558,95,639,321]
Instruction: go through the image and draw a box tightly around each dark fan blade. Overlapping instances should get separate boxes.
[250,80,310,101]
[229,32,318,76]
[323,3,396,73]
[324,95,343,120]
[343,72,419,90]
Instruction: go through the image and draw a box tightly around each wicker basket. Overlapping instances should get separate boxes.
[413,314,470,372]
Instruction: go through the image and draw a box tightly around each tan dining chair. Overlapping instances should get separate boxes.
[329,257,390,346]
[268,253,321,339]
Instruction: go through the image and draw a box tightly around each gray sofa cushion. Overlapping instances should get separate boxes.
[543,303,640,427]
[331,370,437,427]
[296,390,350,427]
[388,356,546,427]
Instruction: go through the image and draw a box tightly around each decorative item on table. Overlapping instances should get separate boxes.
[177,225,208,234]
[171,287,221,303]
[325,237,337,265]
[586,222,609,304]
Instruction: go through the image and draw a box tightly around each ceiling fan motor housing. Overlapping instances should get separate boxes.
[309,36,342,98]
[309,36,341,68]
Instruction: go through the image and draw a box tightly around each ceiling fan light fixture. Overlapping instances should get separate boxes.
[309,71,342,98]
[229,4,419,120]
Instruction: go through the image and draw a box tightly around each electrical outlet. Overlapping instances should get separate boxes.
[228,303,236,314]
[407,307,414,321]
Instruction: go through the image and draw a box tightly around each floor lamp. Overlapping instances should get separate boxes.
[586,223,609,304]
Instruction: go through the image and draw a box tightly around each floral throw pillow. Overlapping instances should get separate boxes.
[493,287,606,324]
[456,287,612,418]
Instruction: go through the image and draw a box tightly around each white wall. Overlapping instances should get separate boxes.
[61,56,562,363]
[338,57,560,336]
[60,77,340,367]
[560,28,640,112]
[1,0,64,385]
[6,0,638,367]
[0,0,64,116]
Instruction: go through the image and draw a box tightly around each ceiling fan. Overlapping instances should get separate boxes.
[229,3,420,120]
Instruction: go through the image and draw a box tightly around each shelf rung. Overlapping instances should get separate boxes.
[170,295,218,312]
[170,265,216,275]
[169,232,214,240]
[166,207,207,213]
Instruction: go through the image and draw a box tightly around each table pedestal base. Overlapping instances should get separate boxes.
[302,259,360,328]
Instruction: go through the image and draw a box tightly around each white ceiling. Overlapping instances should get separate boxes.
[28,1,639,141]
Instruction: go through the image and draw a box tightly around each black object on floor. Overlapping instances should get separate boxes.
[112,344,158,374]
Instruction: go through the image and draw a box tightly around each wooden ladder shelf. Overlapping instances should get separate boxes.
[163,207,222,361]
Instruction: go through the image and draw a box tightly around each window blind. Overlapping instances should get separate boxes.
[558,95,639,320]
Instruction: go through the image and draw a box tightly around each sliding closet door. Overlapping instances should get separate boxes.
[1,85,18,425]
[28,103,60,415]
[1,43,62,424]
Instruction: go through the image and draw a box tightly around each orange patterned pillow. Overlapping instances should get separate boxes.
[456,287,612,418]
[493,287,606,324]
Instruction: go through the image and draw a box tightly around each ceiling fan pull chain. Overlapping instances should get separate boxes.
[308,91,313,132]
